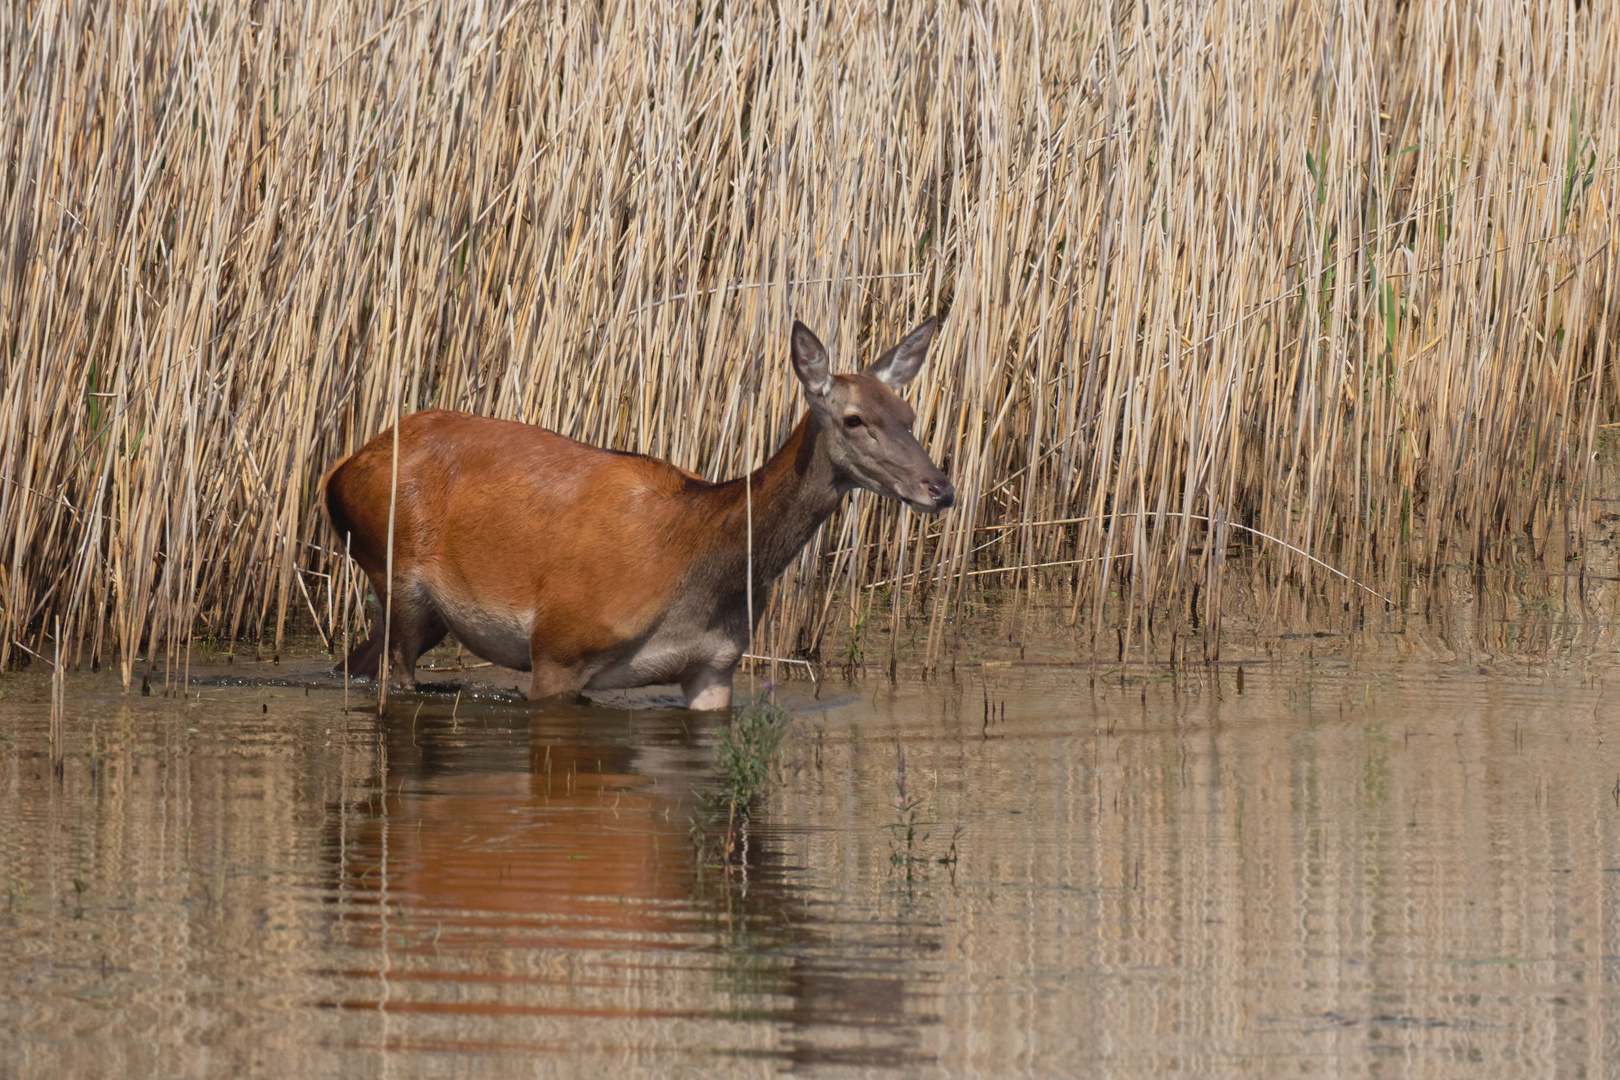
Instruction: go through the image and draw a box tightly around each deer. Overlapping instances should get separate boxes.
[321,318,954,710]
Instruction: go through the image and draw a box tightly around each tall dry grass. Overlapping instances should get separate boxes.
[3,0,1618,686]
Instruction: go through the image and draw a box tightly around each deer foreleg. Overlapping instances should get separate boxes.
[682,667,734,711]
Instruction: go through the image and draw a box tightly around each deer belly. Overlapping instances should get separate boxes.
[434,594,535,671]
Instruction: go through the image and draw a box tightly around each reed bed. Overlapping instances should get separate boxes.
[2,0,1618,686]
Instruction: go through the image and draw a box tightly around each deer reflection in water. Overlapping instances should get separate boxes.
[326,705,705,955]
[316,698,929,1068]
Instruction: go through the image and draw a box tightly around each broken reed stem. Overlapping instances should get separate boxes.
[870,512,1398,608]
[3,0,1618,682]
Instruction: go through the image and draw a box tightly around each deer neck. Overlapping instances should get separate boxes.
[708,413,846,602]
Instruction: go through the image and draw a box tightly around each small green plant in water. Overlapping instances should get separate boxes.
[841,607,870,677]
[713,690,792,820]
[694,689,793,866]
[885,743,963,883]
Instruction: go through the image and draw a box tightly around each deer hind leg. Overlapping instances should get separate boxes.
[385,580,450,688]
[338,631,384,679]
[338,575,448,687]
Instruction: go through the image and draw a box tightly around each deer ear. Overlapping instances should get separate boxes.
[865,317,937,389]
[791,321,833,398]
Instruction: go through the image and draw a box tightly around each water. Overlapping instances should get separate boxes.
[4,635,1620,1076]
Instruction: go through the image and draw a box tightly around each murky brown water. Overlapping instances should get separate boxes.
[6,621,1620,1076]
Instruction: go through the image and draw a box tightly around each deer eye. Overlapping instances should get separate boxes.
[843,414,864,429]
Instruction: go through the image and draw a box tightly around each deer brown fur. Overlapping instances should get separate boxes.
[322,319,953,709]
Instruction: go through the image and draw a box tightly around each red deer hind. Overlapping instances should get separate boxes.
[322,319,954,709]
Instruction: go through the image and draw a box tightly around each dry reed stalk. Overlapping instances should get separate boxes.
[2,0,1618,683]
[49,615,63,773]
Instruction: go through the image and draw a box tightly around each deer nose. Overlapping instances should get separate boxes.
[926,479,955,510]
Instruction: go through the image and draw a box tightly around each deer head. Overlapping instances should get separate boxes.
[791,318,955,513]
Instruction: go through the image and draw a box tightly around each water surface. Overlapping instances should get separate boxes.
[4,639,1620,1076]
